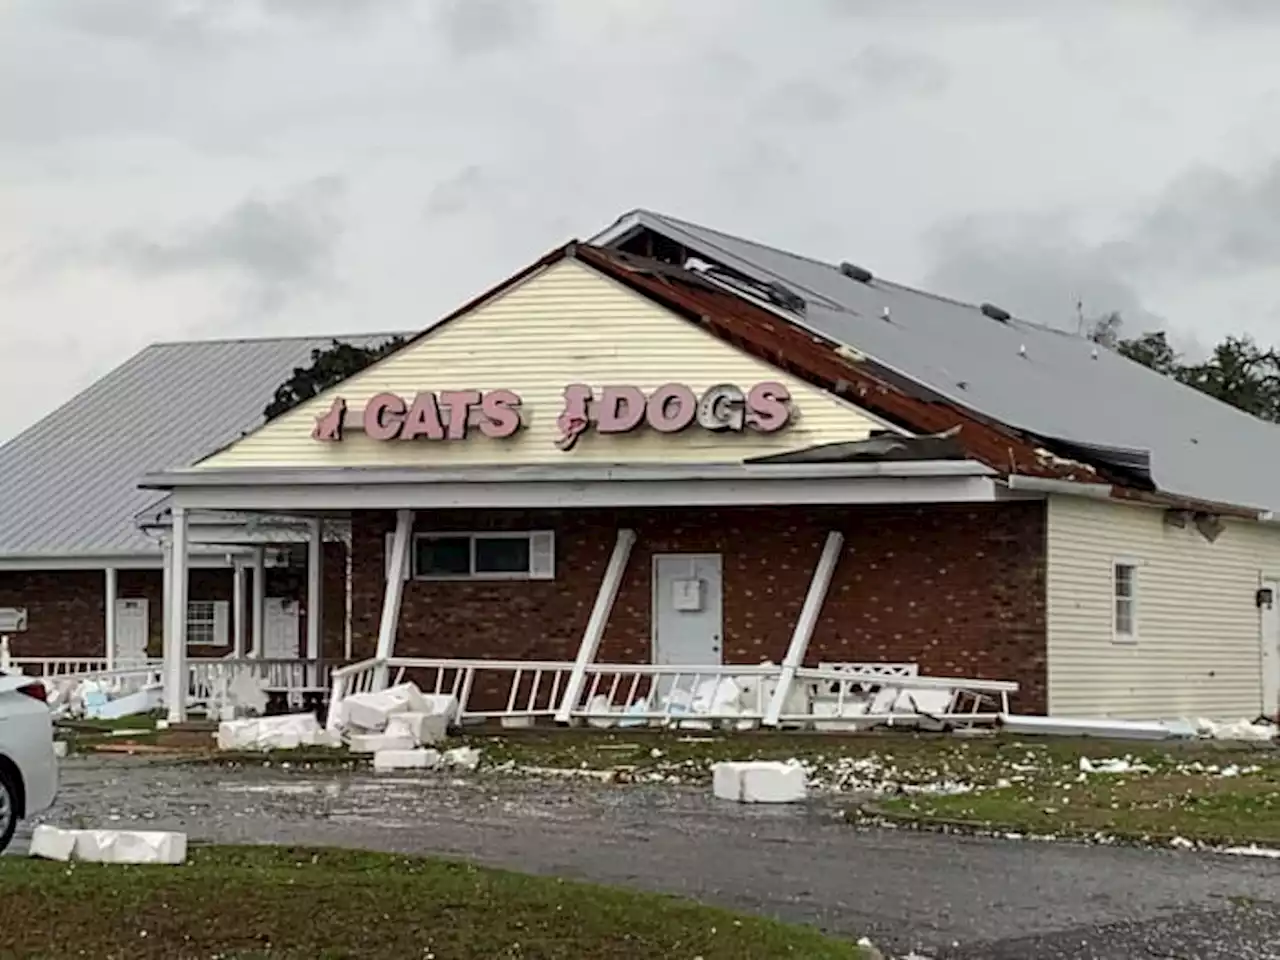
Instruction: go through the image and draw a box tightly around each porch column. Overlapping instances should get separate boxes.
[166,507,190,724]
[250,545,266,658]
[161,539,172,661]
[373,509,414,688]
[555,528,636,725]
[306,518,323,662]
[232,559,247,657]
[103,567,118,670]
[763,530,844,728]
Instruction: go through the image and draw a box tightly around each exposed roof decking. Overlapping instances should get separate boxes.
[596,210,1280,514]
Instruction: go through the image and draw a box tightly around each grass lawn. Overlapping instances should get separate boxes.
[0,846,868,960]
[468,729,1280,845]
[857,739,1280,845]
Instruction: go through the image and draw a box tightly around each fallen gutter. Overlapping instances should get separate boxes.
[1004,475,1114,500]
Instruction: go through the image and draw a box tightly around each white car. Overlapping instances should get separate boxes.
[0,673,58,852]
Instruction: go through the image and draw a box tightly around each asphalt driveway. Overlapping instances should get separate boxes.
[14,756,1280,959]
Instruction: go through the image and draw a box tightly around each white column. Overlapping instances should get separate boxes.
[555,528,636,724]
[166,507,190,724]
[103,567,118,669]
[232,559,247,658]
[373,510,414,688]
[763,531,844,728]
[161,539,172,662]
[306,518,323,662]
[251,545,266,658]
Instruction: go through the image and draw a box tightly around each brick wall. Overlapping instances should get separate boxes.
[349,502,1048,712]
[0,541,350,661]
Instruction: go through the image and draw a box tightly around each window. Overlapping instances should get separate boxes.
[399,531,555,581]
[186,600,229,646]
[1113,561,1138,642]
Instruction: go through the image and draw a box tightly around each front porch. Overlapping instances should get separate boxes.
[139,459,1035,727]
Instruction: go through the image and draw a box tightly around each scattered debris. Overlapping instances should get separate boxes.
[443,746,482,771]
[349,732,418,755]
[335,684,456,734]
[1195,717,1276,742]
[711,760,808,804]
[999,714,1178,741]
[29,825,187,865]
[215,714,338,752]
[1078,756,1153,775]
[373,748,442,772]
[385,711,447,746]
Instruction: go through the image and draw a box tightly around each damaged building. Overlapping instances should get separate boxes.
[10,209,1280,726]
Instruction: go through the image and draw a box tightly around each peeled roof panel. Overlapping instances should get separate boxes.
[622,210,1280,513]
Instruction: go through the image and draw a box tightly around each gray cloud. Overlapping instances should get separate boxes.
[46,0,407,45]
[42,0,228,49]
[927,158,1280,350]
[924,213,1166,336]
[431,0,538,57]
[424,165,487,219]
[844,44,950,96]
[106,176,345,308]
[1113,162,1280,275]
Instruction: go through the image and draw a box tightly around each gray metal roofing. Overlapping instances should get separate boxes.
[597,210,1280,514]
[0,332,402,556]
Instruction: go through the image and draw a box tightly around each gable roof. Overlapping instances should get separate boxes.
[0,332,401,557]
[594,210,1280,515]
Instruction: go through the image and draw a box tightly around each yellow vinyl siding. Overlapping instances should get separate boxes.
[195,260,889,470]
[1046,495,1280,719]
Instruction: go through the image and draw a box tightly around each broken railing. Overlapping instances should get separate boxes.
[326,656,1017,732]
[9,656,125,677]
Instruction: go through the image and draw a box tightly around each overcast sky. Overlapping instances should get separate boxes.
[4,0,1280,440]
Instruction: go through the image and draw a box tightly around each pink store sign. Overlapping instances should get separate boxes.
[554,382,792,451]
[311,381,793,449]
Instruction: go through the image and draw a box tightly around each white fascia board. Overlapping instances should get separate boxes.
[168,473,1001,514]
[0,552,241,571]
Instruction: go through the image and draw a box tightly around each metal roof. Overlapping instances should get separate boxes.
[0,332,402,557]
[595,210,1280,514]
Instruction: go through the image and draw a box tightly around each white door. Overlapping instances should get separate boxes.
[114,598,149,665]
[1261,579,1279,718]
[652,554,723,692]
[263,598,300,660]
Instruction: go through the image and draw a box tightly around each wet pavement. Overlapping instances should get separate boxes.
[12,755,1280,958]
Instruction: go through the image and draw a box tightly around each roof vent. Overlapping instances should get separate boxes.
[980,302,1011,323]
[840,262,873,283]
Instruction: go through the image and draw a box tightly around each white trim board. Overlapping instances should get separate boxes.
[0,553,240,572]
[167,474,1003,513]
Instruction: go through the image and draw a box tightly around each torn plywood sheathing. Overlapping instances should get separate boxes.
[573,246,1119,487]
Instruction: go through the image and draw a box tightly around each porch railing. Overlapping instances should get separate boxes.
[9,657,124,677]
[325,656,1016,732]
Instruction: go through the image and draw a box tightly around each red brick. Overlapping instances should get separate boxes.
[0,540,350,662]
[350,503,1047,713]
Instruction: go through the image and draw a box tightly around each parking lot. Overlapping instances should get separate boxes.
[11,755,1280,959]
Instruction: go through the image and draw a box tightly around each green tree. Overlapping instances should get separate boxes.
[263,336,407,421]
[1089,314,1280,423]
[1178,336,1280,423]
